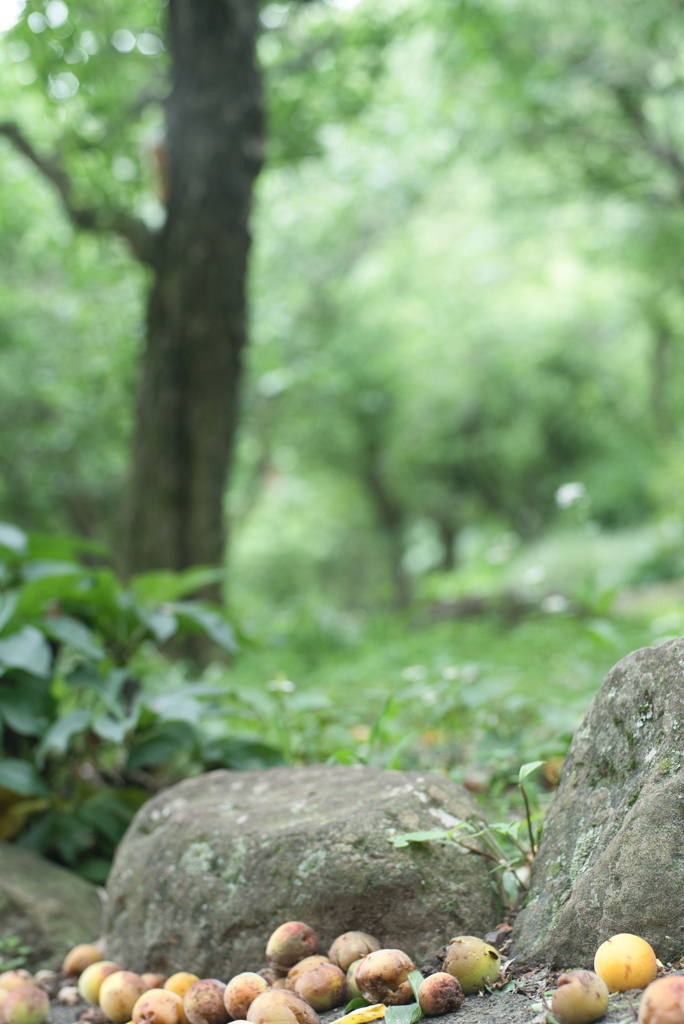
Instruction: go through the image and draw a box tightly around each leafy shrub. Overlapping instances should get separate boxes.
[0,522,283,882]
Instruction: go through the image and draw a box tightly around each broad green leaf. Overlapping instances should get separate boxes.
[0,592,19,635]
[43,616,105,661]
[169,602,238,653]
[518,761,544,784]
[36,710,91,762]
[0,523,27,555]
[408,971,423,1004]
[134,607,178,644]
[21,560,82,582]
[0,686,50,737]
[388,829,452,848]
[131,566,225,603]
[92,712,138,744]
[384,1001,423,1024]
[0,626,52,678]
[127,721,198,771]
[27,534,110,561]
[0,758,49,797]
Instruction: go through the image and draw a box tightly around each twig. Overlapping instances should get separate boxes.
[0,121,160,266]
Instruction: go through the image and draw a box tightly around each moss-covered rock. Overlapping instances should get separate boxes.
[105,765,503,976]
[513,638,684,967]
[0,841,101,969]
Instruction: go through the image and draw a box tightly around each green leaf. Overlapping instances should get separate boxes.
[384,1001,424,1024]
[131,566,225,603]
[0,523,27,556]
[0,686,51,737]
[36,710,91,762]
[388,829,452,848]
[408,971,424,1004]
[0,758,49,797]
[127,722,198,771]
[43,616,105,661]
[343,999,370,1014]
[0,626,52,677]
[169,602,238,653]
[135,608,178,644]
[0,592,19,635]
[518,761,544,784]
[21,560,82,582]
[92,712,138,744]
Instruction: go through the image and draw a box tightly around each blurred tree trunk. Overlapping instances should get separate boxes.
[121,0,263,577]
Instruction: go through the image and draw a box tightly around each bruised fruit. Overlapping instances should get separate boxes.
[551,971,609,1024]
[133,989,184,1024]
[246,990,319,1024]
[286,958,331,988]
[142,977,168,992]
[79,962,123,1005]
[62,946,103,978]
[183,980,229,1024]
[443,936,501,995]
[328,934,381,974]
[293,963,346,1012]
[3,985,49,1024]
[99,972,147,1023]
[345,962,363,1001]
[266,923,319,971]
[0,974,32,993]
[165,976,200,1001]
[638,975,684,1024]
[257,970,279,987]
[224,974,269,1019]
[417,974,464,1016]
[354,950,415,1006]
[594,934,657,993]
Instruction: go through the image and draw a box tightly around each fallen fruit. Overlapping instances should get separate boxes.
[345,961,363,1001]
[266,923,319,971]
[328,934,381,973]
[286,958,331,990]
[293,963,346,1011]
[443,936,501,995]
[79,962,123,1005]
[62,945,103,978]
[183,980,229,1024]
[142,976,168,991]
[3,985,49,1024]
[354,950,415,1006]
[164,976,200,1001]
[551,971,609,1024]
[638,975,684,1024]
[0,974,33,994]
[133,989,185,1024]
[246,990,319,1024]
[257,970,279,987]
[594,934,657,993]
[417,974,464,1016]
[224,974,269,1019]
[99,972,147,1023]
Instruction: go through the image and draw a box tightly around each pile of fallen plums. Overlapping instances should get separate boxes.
[0,924,681,1024]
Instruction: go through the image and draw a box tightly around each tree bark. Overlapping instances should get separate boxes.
[121,0,264,576]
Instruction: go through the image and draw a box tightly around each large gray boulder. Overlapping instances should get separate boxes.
[513,638,684,967]
[105,764,503,976]
[0,841,102,969]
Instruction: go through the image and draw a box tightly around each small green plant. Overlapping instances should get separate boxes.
[0,934,32,970]
[388,761,545,907]
[0,522,283,882]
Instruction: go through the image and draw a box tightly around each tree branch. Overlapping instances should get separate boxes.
[613,85,684,202]
[0,121,160,267]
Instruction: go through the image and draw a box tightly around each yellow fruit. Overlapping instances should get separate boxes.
[551,971,609,1024]
[79,963,123,1005]
[638,975,684,1024]
[164,976,200,1001]
[99,972,147,1023]
[62,946,103,978]
[594,934,657,992]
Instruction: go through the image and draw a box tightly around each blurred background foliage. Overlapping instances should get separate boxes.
[2,0,684,878]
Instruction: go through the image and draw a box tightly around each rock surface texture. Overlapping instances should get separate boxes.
[105,764,503,976]
[0,841,102,968]
[513,638,684,967]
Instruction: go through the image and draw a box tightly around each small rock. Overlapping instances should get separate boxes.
[484,925,512,949]
[57,988,81,1006]
[79,1007,107,1024]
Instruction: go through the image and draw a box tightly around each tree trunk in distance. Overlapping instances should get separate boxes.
[122,0,263,580]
